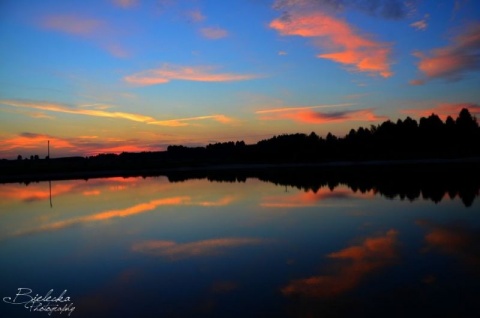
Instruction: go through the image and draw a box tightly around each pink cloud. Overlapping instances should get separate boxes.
[257,105,386,124]
[269,11,393,77]
[124,64,258,85]
[411,23,480,84]
[200,27,228,39]
[42,15,102,35]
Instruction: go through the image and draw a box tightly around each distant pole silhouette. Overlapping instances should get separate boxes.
[48,140,50,158]
[49,180,53,208]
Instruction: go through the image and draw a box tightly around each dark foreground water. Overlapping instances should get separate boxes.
[1,173,479,317]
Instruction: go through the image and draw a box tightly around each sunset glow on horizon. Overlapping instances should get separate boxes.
[1,0,479,159]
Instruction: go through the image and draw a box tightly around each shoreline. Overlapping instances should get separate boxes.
[1,157,479,184]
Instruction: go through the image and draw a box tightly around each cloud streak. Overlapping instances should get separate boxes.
[269,11,393,77]
[132,238,265,260]
[411,23,480,85]
[124,64,258,85]
[40,14,130,58]
[0,99,234,128]
[255,103,353,114]
[149,114,234,127]
[257,105,386,124]
[273,0,415,20]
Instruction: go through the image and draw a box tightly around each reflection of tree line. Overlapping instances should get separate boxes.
[165,163,479,207]
[1,108,479,182]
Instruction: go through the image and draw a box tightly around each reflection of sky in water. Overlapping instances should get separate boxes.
[0,177,479,317]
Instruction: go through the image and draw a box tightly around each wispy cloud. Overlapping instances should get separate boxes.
[41,15,102,35]
[410,13,429,31]
[270,11,393,77]
[402,102,480,120]
[0,99,156,123]
[256,104,385,124]
[200,27,228,39]
[132,238,265,260]
[255,103,353,114]
[186,9,206,23]
[124,64,258,86]
[282,229,399,297]
[149,114,234,127]
[273,0,416,20]
[40,14,130,58]
[411,23,480,85]
[0,99,235,128]
[112,0,138,9]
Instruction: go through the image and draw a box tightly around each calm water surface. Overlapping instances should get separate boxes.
[1,175,479,317]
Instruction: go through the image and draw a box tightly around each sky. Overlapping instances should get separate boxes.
[1,0,479,159]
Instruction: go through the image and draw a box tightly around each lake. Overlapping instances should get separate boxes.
[1,169,479,317]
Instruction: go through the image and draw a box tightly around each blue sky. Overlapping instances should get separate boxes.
[1,0,479,158]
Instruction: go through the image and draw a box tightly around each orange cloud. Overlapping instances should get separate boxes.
[1,133,74,152]
[124,64,259,86]
[257,106,386,124]
[402,102,480,120]
[270,11,392,77]
[282,229,399,297]
[132,237,264,260]
[200,27,228,39]
[411,23,480,84]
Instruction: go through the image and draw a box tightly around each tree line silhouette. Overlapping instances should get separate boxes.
[1,108,479,180]
[167,108,479,163]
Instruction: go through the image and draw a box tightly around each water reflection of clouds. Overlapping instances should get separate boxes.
[0,177,140,204]
[261,186,374,208]
[7,194,237,238]
[132,238,265,260]
[282,229,399,297]
[0,182,75,203]
[417,220,480,267]
[10,196,190,237]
